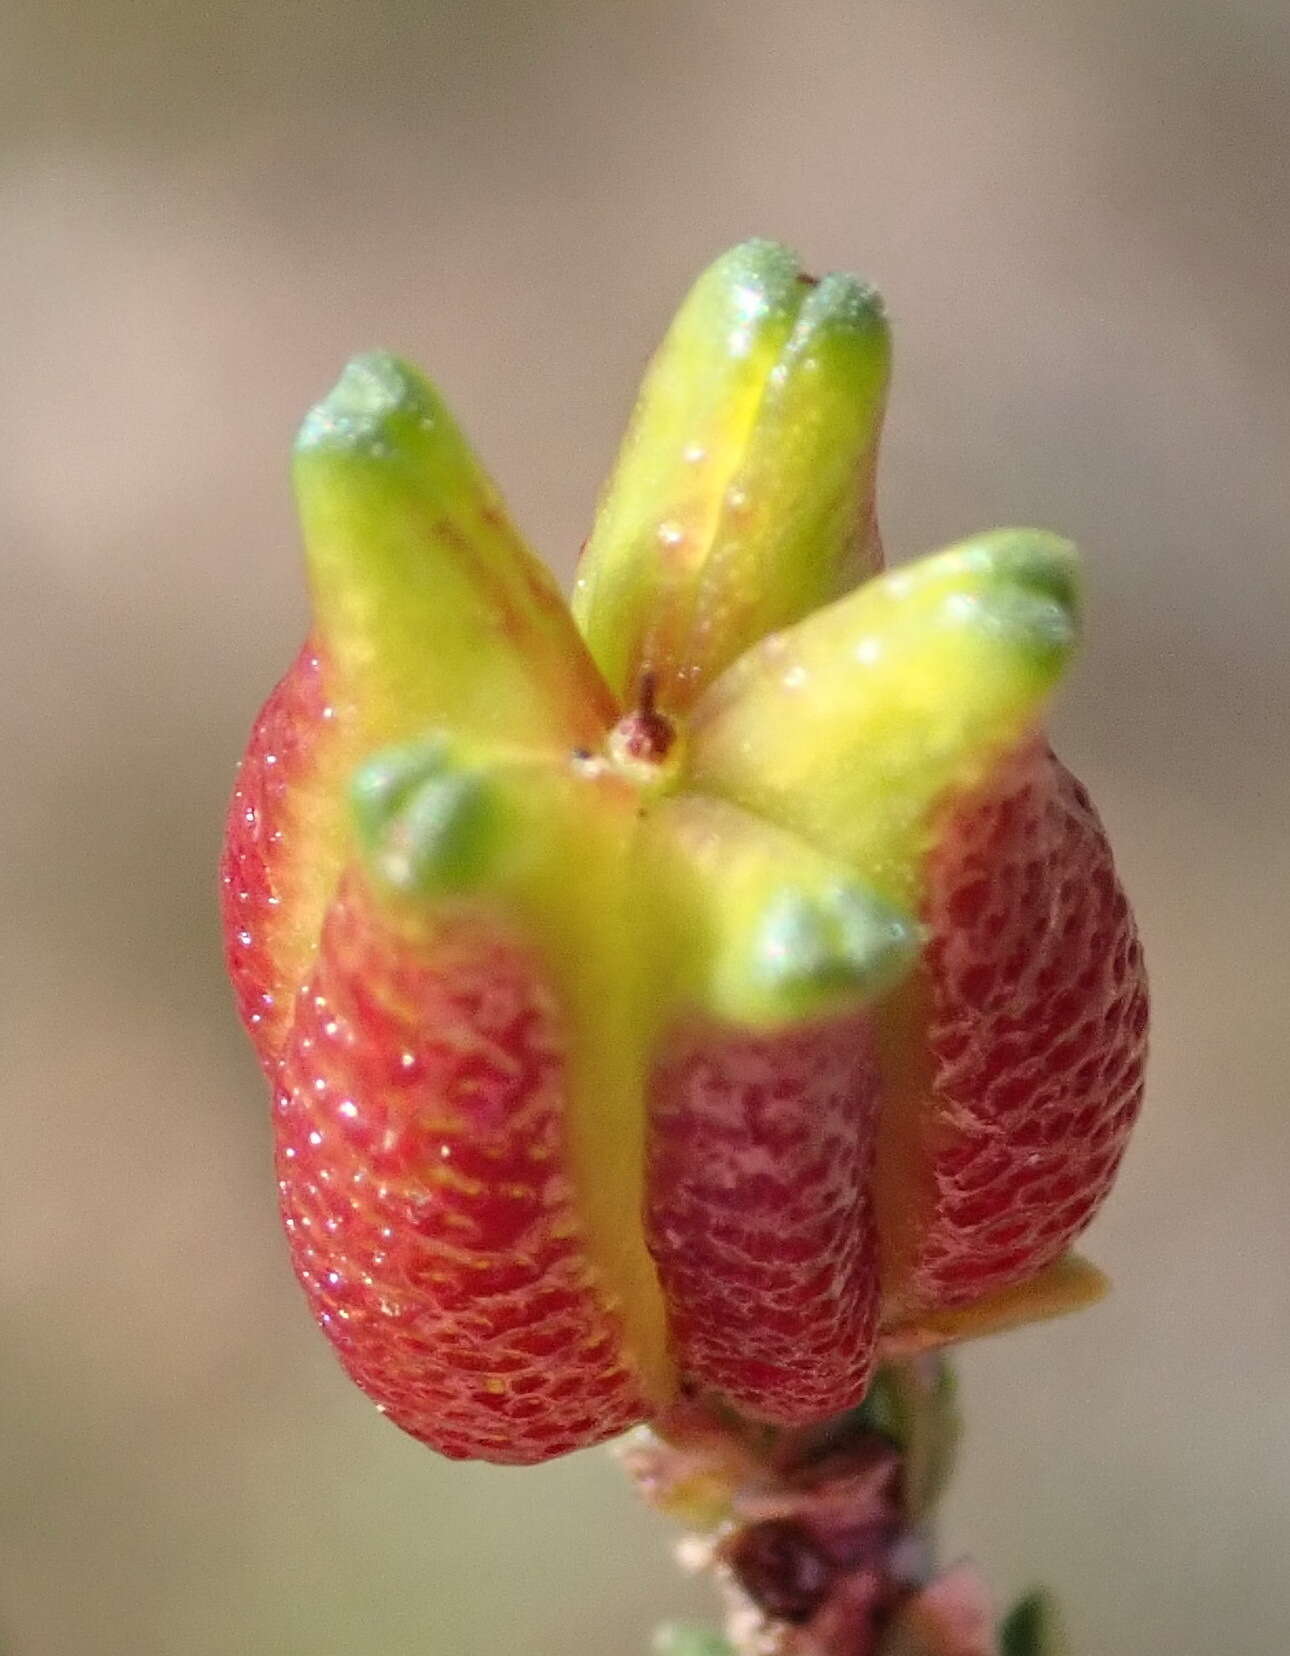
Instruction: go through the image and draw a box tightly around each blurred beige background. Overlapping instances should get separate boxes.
[2,1,1288,1652]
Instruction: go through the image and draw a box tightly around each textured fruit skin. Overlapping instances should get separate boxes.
[221,640,336,1070]
[647,1014,882,1424]
[883,741,1148,1316]
[274,871,649,1463]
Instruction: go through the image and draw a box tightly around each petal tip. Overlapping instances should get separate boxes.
[706,237,803,304]
[351,741,496,897]
[940,529,1082,670]
[295,351,436,459]
[748,883,920,1025]
[798,268,889,342]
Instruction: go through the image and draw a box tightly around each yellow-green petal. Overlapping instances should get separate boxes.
[296,352,614,752]
[573,241,890,714]
[639,794,919,1030]
[685,530,1080,906]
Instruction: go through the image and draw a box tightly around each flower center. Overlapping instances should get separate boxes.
[606,671,685,791]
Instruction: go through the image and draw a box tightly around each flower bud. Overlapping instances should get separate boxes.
[222,243,1146,1464]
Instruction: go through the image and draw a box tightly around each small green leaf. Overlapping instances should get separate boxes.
[860,1357,961,1518]
[1000,1589,1071,1656]
[652,1624,734,1656]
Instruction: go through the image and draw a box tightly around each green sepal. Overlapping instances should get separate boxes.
[295,351,613,751]
[686,530,1080,904]
[641,794,919,1031]
[574,240,890,713]
[1000,1590,1071,1656]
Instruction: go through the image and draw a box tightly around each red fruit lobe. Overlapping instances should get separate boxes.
[647,1013,882,1423]
[221,640,341,1070]
[878,743,1148,1318]
[275,872,650,1463]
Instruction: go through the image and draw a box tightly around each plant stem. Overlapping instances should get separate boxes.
[619,1359,1003,1656]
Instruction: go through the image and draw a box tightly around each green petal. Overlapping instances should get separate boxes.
[574,240,890,714]
[685,530,1079,904]
[295,352,613,750]
[640,794,919,1030]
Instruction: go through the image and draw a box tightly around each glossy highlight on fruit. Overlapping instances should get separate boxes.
[221,240,1147,1463]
